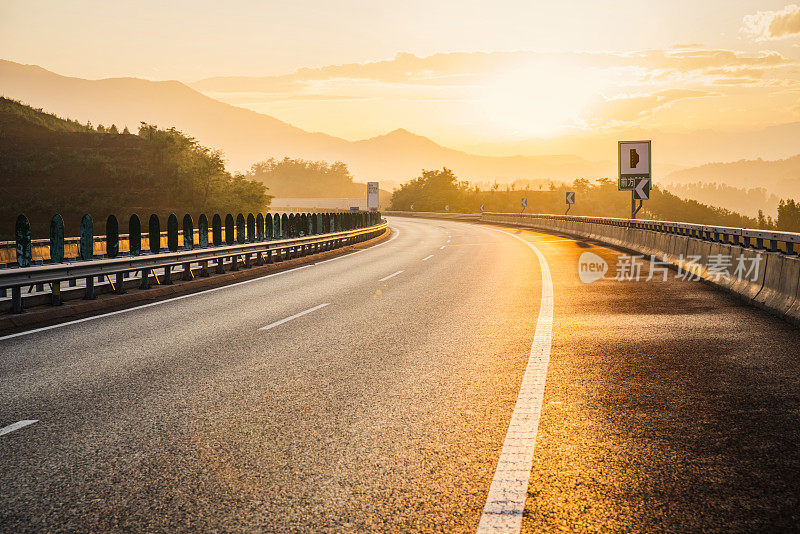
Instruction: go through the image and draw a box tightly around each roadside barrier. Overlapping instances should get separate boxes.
[478,212,800,325]
[385,211,800,325]
[1,211,385,313]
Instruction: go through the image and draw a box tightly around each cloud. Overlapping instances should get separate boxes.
[194,48,792,96]
[743,4,800,41]
[583,89,717,126]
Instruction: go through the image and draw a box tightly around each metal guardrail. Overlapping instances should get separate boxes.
[482,213,800,255]
[1,215,386,314]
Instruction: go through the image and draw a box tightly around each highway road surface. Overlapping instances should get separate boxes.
[2,216,799,532]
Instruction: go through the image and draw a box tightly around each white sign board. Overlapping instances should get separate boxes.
[566,192,575,205]
[618,140,651,190]
[367,182,379,210]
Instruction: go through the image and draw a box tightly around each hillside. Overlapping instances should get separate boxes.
[0,59,610,182]
[0,98,268,240]
[665,155,800,200]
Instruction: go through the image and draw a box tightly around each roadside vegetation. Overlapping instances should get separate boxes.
[0,97,270,240]
[244,157,377,198]
[389,168,800,231]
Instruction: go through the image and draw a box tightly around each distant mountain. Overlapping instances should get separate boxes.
[0,59,610,183]
[664,155,800,199]
[459,123,800,173]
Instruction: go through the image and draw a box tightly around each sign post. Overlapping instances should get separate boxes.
[565,191,575,214]
[367,182,379,211]
[619,140,651,219]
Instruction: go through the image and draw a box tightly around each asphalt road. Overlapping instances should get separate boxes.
[1,216,799,532]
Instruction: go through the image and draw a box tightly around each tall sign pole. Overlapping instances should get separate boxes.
[618,140,651,219]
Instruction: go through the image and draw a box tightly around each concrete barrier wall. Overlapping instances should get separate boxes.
[481,213,800,326]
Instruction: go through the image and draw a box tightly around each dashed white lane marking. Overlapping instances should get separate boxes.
[0,420,38,437]
[0,227,399,342]
[421,255,434,261]
[477,227,554,534]
[378,270,404,282]
[259,303,330,331]
[440,245,446,250]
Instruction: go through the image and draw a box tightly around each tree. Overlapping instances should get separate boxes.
[97,124,105,133]
[389,168,474,212]
[245,157,360,197]
[122,126,130,135]
[777,199,800,232]
[108,124,119,134]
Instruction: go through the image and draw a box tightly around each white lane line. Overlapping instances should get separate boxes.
[259,303,330,331]
[0,227,400,343]
[421,255,434,261]
[477,227,554,534]
[0,265,311,342]
[0,420,38,437]
[440,245,446,250]
[378,270,404,282]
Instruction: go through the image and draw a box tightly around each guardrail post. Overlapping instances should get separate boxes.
[266,249,273,264]
[216,257,225,274]
[140,268,151,289]
[11,286,23,313]
[230,255,239,271]
[84,276,95,300]
[51,281,62,304]
[201,260,209,277]
[163,265,173,285]
[80,214,96,299]
[115,272,125,294]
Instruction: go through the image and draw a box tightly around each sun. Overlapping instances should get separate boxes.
[478,63,603,138]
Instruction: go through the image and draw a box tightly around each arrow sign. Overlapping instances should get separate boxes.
[480,203,485,212]
[566,192,575,205]
[410,204,414,211]
[633,177,651,200]
[521,197,527,207]
[445,205,450,212]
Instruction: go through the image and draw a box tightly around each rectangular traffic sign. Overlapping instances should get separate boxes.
[618,176,636,191]
[367,181,379,209]
[566,191,575,205]
[619,140,651,190]
[633,177,651,200]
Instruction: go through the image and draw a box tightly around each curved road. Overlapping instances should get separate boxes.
[1,216,799,531]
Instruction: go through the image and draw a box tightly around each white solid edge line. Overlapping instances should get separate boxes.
[0,264,310,342]
[476,226,554,534]
[0,419,38,437]
[0,227,400,342]
[421,255,434,261]
[378,270,404,282]
[258,303,330,331]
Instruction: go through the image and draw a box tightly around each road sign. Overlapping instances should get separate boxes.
[633,177,651,200]
[367,182,379,210]
[445,205,449,212]
[521,197,527,208]
[566,192,575,205]
[410,204,414,211]
[480,203,485,212]
[618,140,651,190]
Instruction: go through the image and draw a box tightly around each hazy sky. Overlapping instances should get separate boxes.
[3,1,800,146]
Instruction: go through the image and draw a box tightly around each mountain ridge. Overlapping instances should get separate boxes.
[0,59,611,184]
